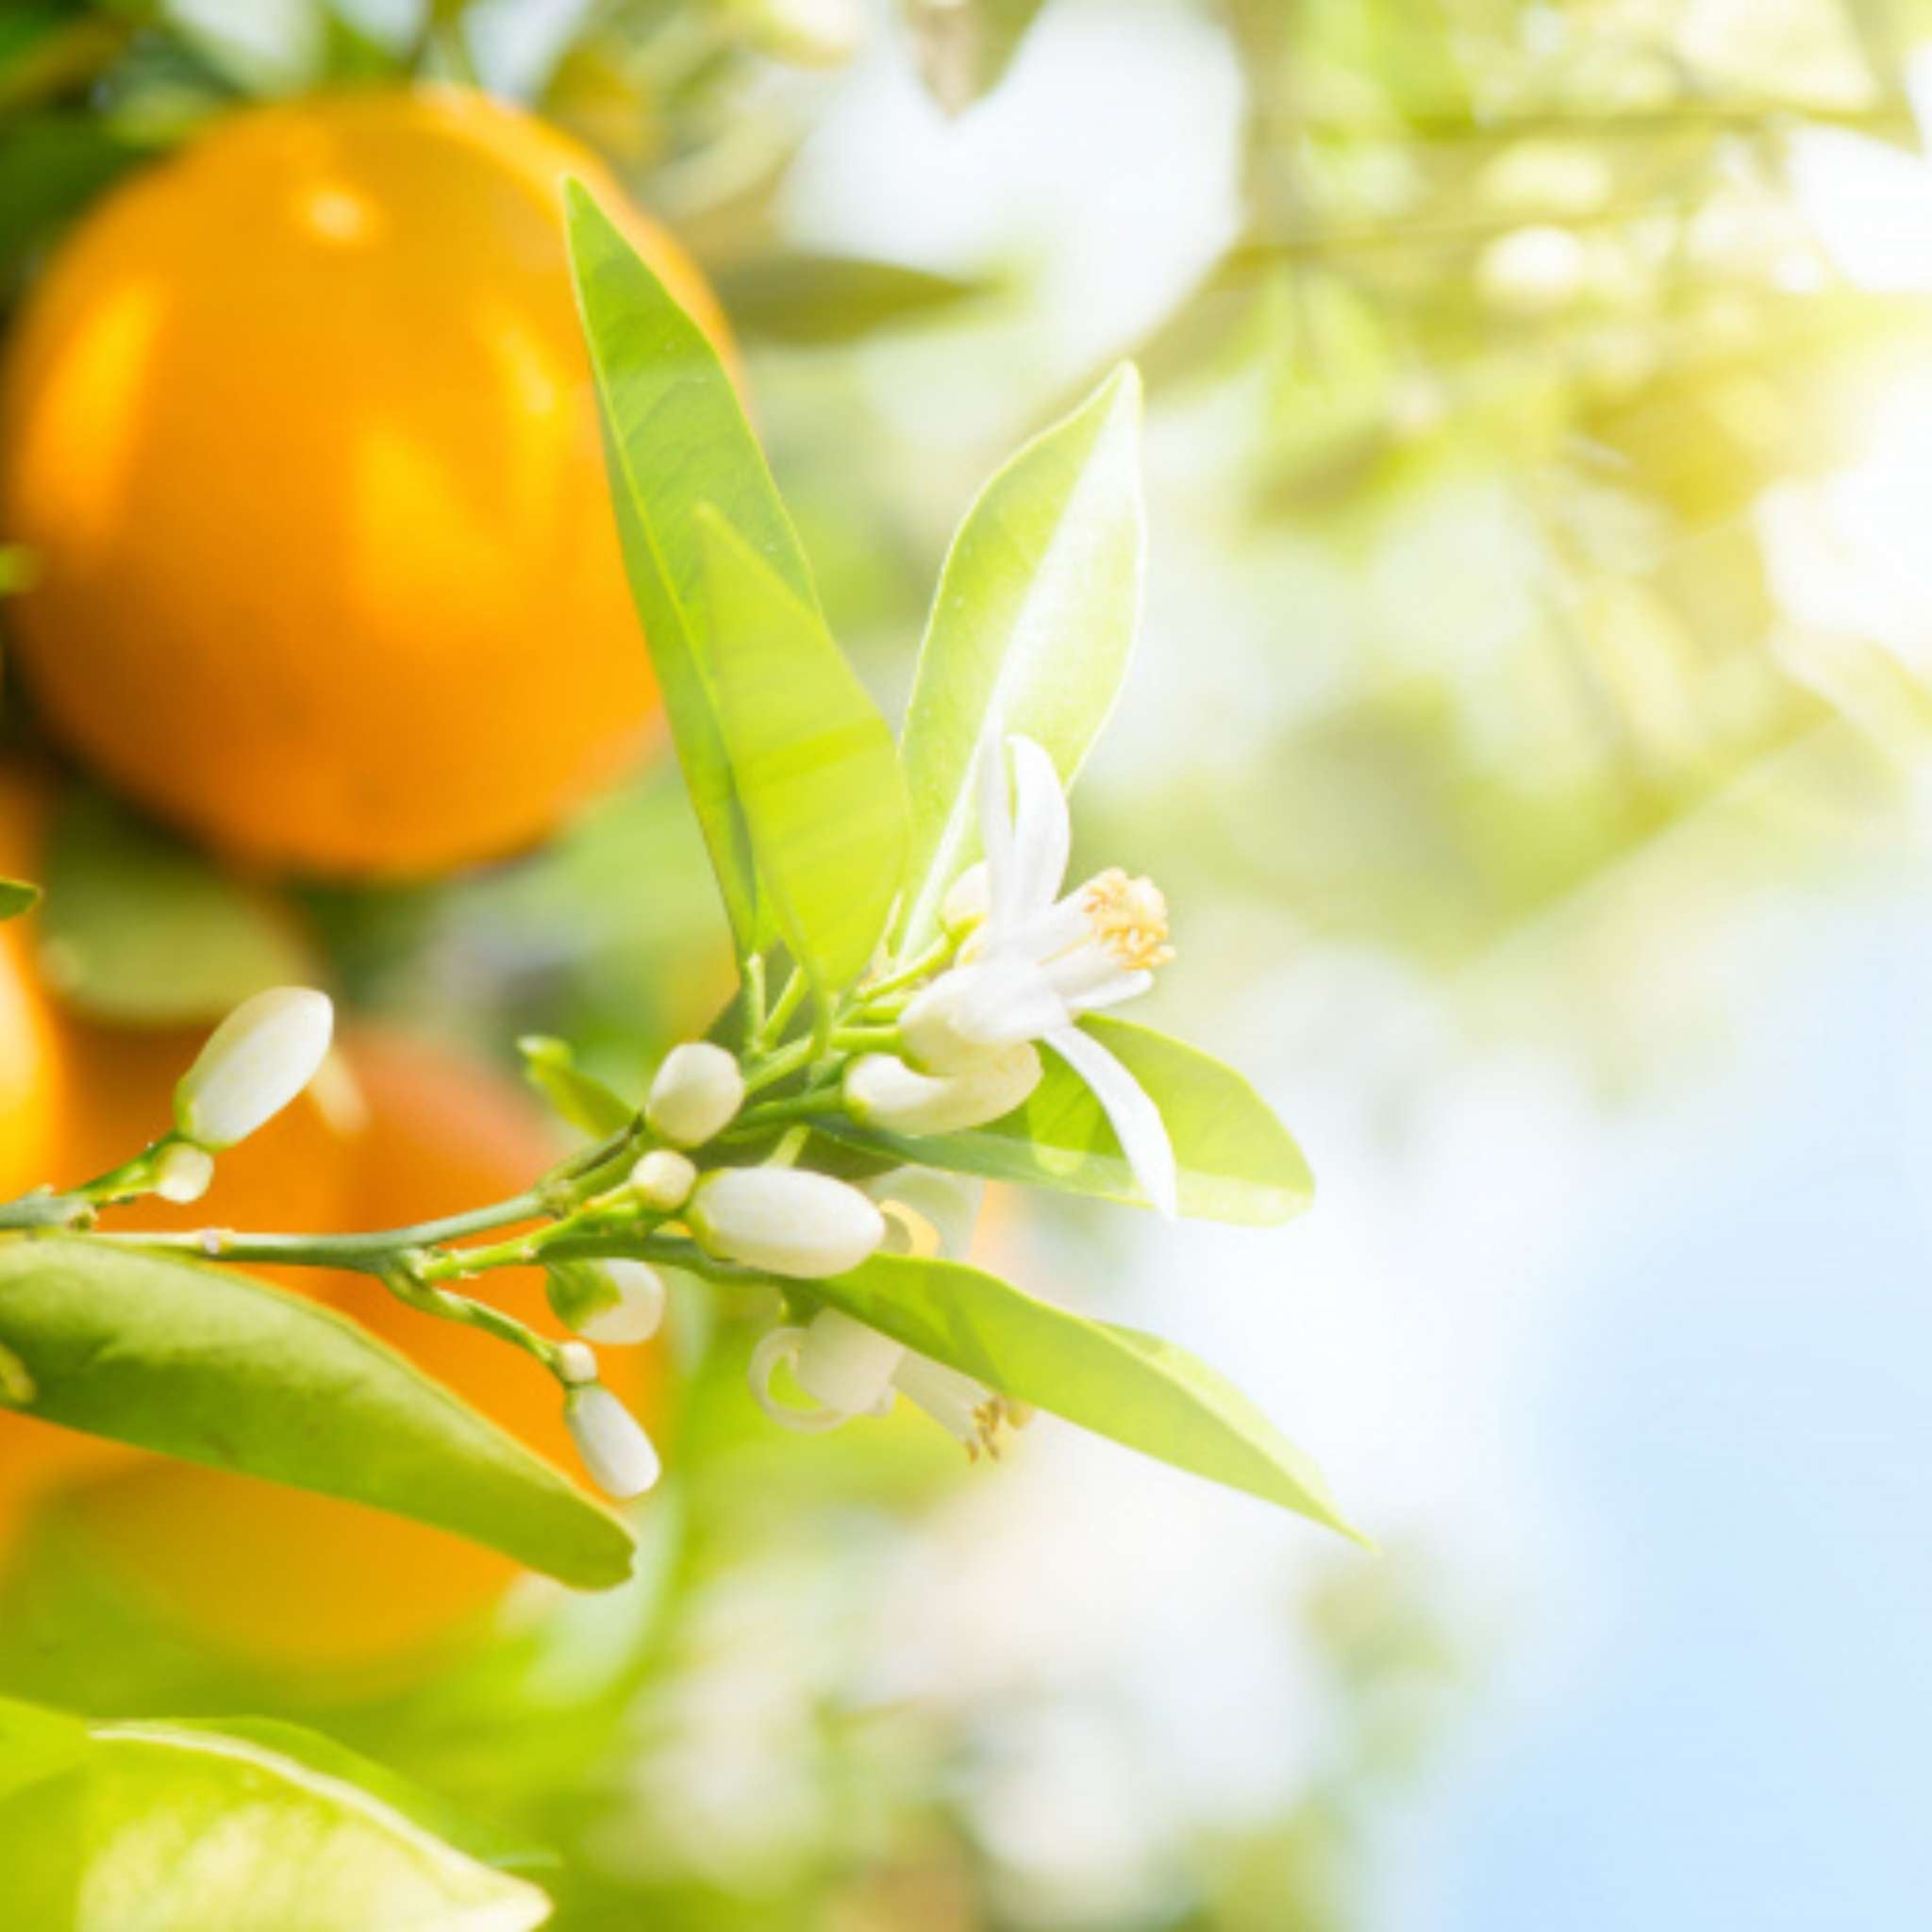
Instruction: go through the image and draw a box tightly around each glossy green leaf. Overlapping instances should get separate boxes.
[815,1252,1360,1539]
[0,879,39,921]
[0,1701,553,1930]
[699,508,908,996]
[37,789,317,1025]
[0,1693,88,1807]
[893,364,1146,957]
[820,1016,1313,1224]
[158,1720,556,1874]
[517,1036,636,1139]
[567,177,823,961]
[0,1239,633,1591]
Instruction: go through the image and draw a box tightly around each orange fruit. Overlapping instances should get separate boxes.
[44,1027,662,1670]
[0,85,734,877]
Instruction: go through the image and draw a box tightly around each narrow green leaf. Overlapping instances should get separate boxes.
[0,1239,634,1591]
[699,508,908,996]
[37,789,317,1025]
[0,1705,554,1930]
[820,1016,1313,1224]
[566,177,823,961]
[894,363,1146,958]
[815,1252,1360,1540]
[517,1036,636,1139]
[0,879,39,920]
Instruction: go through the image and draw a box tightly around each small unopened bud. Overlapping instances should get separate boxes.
[843,1044,1041,1135]
[555,1341,599,1387]
[545,1258,666,1344]
[645,1042,745,1147]
[564,1384,660,1497]
[153,1141,215,1205]
[174,987,334,1150]
[686,1168,886,1278]
[630,1147,696,1212]
[941,861,991,939]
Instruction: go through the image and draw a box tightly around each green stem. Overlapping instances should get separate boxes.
[759,966,809,1047]
[859,936,953,1005]
[742,953,768,1049]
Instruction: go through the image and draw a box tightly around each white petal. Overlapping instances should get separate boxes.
[1045,942,1152,1010]
[792,1309,905,1414]
[951,958,1071,1046]
[1046,1024,1179,1220]
[892,1351,996,1446]
[747,1325,851,1434]
[1006,735,1071,921]
[976,724,1019,931]
[861,1166,986,1261]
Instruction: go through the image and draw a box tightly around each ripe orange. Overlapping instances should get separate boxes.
[0,85,734,877]
[42,1027,662,1670]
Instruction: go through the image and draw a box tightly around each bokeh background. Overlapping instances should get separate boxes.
[5,0,1932,1924]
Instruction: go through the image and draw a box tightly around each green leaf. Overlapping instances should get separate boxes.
[0,1693,89,1807]
[815,1252,1360,1539]
[0,879,40,921]
[0,1700,554,1930]
[0,1239,633,1591]
[711,253,985,344]
[36,789,318,1025]
[820,1016,1313,1224]
[566,177,824,962]
[699,508,908,997]
[157,1720,556,1874]
[893,364,1147,958]
[517,1036,636,1139]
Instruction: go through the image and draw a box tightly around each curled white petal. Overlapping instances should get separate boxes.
[565,1385,661,1497]
[792,1308,905,1414]
[844,1044,1041,1135]
[1006,736,1072,924]
[862,1166,985,1261]
[747,1324,853,1434]
[645,1041,745,1147]
[174,987,335,1150]
[687,1168,886,1278]
[579,1260,667,1344]
[1046,1024,1179,1220]
[902,961,1071,1072]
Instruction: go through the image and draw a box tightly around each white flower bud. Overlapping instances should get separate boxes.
[686,1167,886,1278]
[629,1147,696,1212]
[555,1341,599,1387]
[843,1044,1041,1136]
[545,1258,666,1344]
[791,1308,905,1414]
[564,1385,660,1497]
[941,861,991,939]
[153,1141,215,1205]
[645,1042,745,1147]
[174,988,335,1150]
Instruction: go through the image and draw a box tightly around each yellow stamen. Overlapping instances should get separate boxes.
[1081,868,1174,971]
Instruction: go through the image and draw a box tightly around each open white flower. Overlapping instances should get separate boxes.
[746,1167,1025,1457]
[899,732,1179,1217]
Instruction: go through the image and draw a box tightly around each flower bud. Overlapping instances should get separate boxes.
[174,988,335,1150]
[555,1341,599,1388]
[153,1141,215,1205]
[545,1258,666,1345]
[941,861,991,939]
[564,1384,660,1497]
[843,1044,1041,1136]
[686,1168,886,1278]
[629,1147,696,1212]
[645,1041,745,1147]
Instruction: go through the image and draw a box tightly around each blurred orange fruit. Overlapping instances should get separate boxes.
[62,1026,661,1671]
[0,85,734,877]
[0,782,660,1664]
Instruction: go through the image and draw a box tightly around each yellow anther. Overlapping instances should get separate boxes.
[1081,869,1174,972]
